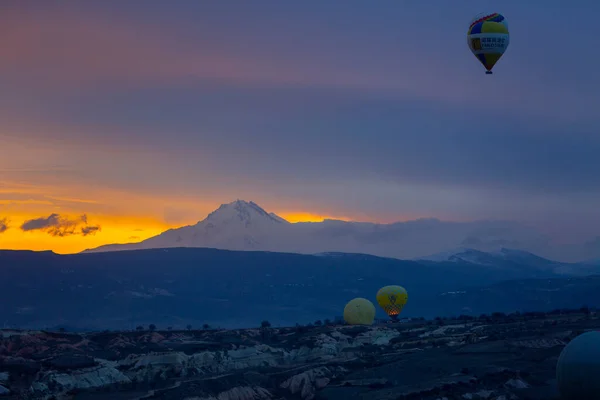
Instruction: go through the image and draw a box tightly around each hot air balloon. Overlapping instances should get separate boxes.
[376,285,407,321]
[556,331,600,399]
[343,297,376,325]
[467,12,510,74]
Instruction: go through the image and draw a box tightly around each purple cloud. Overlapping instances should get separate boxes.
[0,218,9,233]
[20,213,101,237]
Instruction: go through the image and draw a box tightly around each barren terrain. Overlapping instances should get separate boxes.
[1,310,594,399]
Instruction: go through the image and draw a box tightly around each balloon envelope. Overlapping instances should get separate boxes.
[376,285,408,319]
[343,297,376,325]
[556,331,600,399]
[466,12,509,73]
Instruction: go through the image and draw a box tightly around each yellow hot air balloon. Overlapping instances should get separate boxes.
[466,12,510,74]
[343,297,376,325]
[376,285,408,320]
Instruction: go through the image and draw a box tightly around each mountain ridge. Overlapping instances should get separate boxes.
[2,247,600,330]
[83,199,599,263]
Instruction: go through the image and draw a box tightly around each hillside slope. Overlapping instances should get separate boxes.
[1,248,599,330]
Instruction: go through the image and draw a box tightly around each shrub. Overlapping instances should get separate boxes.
[260,320,271,328]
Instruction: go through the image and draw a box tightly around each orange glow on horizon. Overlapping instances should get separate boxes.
[279,212,350,223]
[0,179,212,254]
[0,177,358,254]
[1,210,353,254]
[0,211,171,254]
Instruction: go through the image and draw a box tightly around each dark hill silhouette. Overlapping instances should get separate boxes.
[1,248,599,330]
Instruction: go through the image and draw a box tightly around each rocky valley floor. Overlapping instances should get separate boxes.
[1,312,595,400]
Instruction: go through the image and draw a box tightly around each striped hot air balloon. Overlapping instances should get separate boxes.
[467,12,510,74]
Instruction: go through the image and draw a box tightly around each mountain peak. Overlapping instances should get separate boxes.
[84,201,571,262]
[203,200,288,225]
[416,247,477,262]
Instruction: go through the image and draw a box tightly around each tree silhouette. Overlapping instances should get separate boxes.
[149,324,156,331]
[581,305,591,315]
[186,324,192,331]
[261,320,271,328]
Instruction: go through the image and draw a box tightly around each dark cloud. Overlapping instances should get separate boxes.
[0,218,9,233]
[37,80,600,197]
[81,225,101,236]
[20,213,101,237]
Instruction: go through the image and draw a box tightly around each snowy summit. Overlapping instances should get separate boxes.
[85,199,580,262]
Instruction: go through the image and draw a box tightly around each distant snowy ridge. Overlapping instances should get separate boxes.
[84,199,600,263]
[417,246,600,276]
[417,247,475,262]
[417,247,551,264]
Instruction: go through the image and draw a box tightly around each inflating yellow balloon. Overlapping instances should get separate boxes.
[343,297,376,325]
[376,285,408,320]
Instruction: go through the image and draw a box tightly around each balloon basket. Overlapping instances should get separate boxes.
[485,71,493,75]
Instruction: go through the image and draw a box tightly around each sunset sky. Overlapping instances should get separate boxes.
[1,1,600,254]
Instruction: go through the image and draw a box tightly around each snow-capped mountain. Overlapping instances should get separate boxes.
[84,199,593,263]
[419,247,553,266]
[417,247,600,276]
[88,200,294,253]
[417,247,476,263]
[148,200,290,248]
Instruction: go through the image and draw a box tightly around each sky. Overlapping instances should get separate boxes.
[1,0,600,254]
